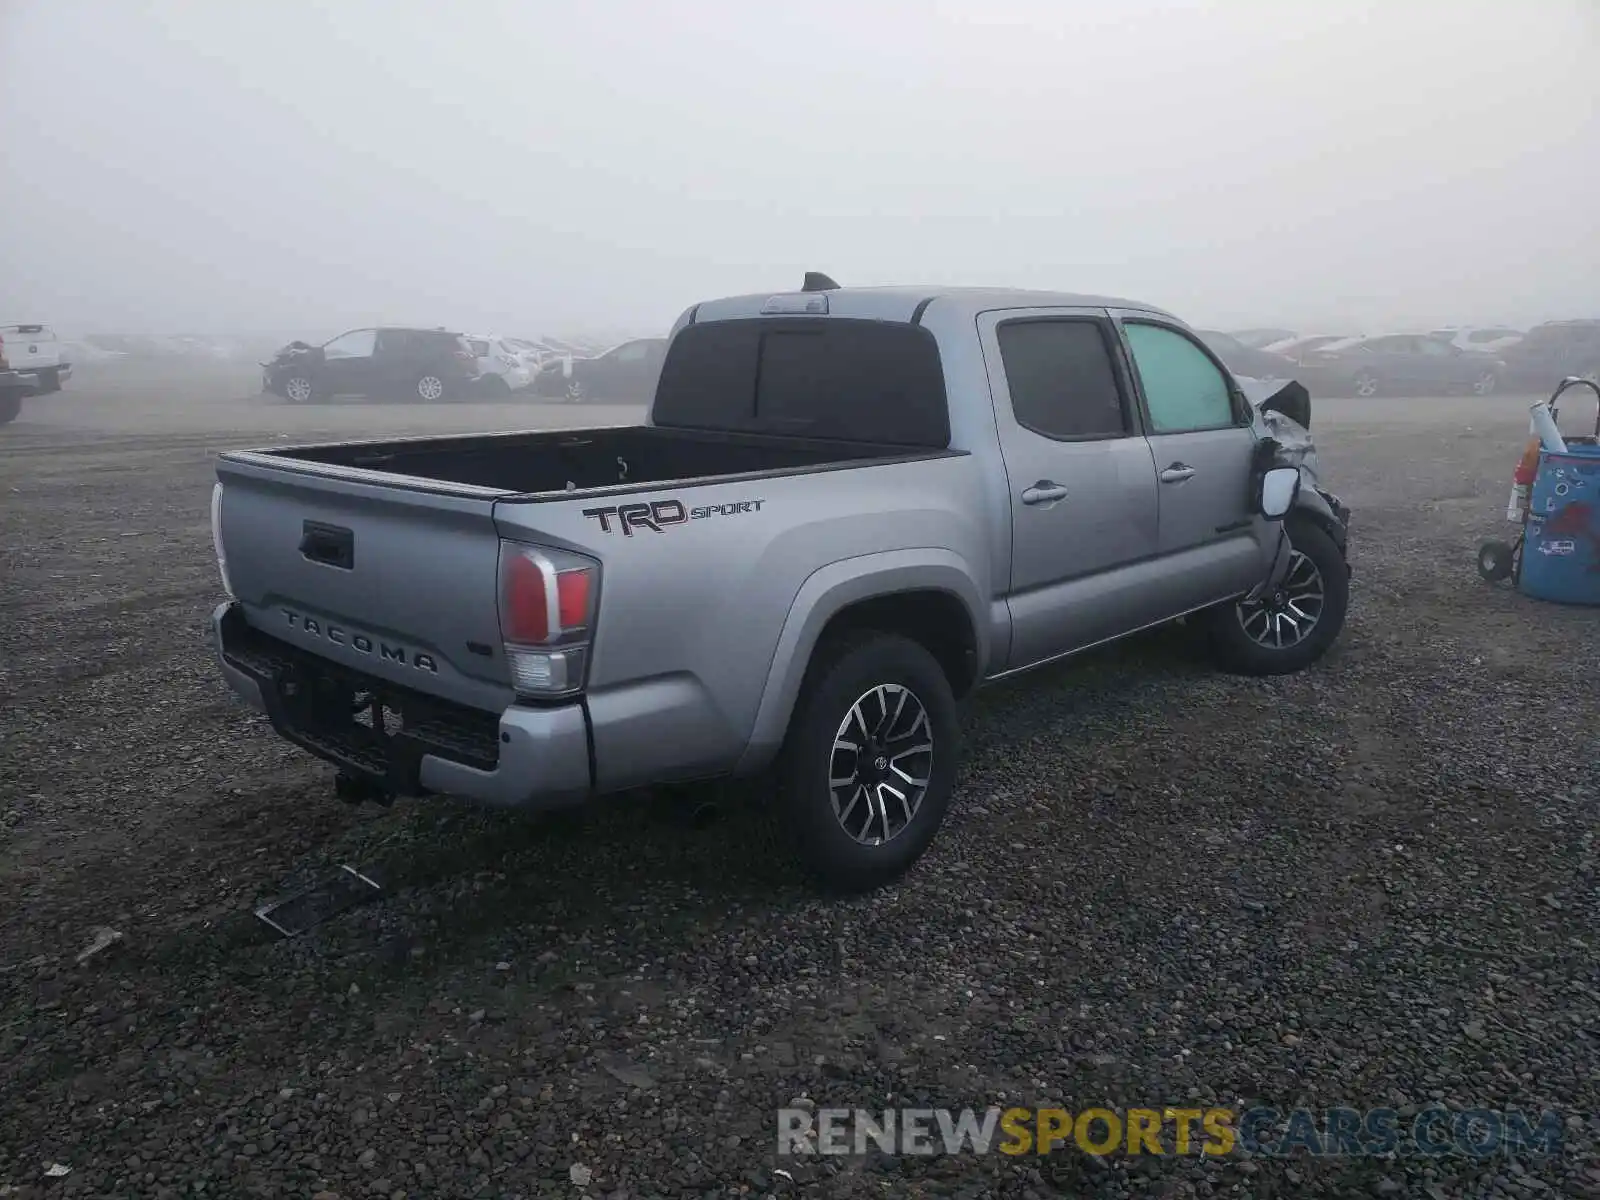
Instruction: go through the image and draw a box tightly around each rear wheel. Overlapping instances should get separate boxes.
[1208,517,1349,676]
[777,631,960,893]
[38,368,61,394]
[414,373,446,402]
[565,379,587,402]
[1471,370,1499,396]
[1352,370,1380,398]
[0,389,21,425]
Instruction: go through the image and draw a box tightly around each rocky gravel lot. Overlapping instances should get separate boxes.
[2,372,1598,1199]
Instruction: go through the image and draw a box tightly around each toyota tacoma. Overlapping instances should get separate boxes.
[210,276,1351,891]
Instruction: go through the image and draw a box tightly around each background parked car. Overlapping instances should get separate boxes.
[1499,319,1600,391]
[1196,330,1297,381]
[466,334,537,393]
[1428,325,1524,355]
[263,326,480,404]
[1297,333,1504,397]
[1261,333,1357,363]
[1229,327,1298,350]
[530,336,668,401]
[0,324,71,394]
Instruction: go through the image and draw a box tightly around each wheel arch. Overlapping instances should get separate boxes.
[734,550,987,775]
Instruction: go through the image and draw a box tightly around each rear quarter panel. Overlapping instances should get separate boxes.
[494,454,992,790]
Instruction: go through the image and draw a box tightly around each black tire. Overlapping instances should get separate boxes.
[0,389,21,425]
[1477,540,1515,583]
[38,368,61,394]
[776,631,961,893]
[1352,369,1380,398]
[1207,517,1350,676]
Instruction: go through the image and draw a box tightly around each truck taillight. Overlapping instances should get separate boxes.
[498,541,599,698]
[0,334,7,370]
[210,482,233,597]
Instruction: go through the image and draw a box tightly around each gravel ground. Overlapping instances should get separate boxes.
[2,370,1598,1199]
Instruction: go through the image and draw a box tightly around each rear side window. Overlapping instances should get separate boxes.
[468,339,490,356]
[996,319,1129,439]
[653,318,950,447]
[1124,322,1238,433]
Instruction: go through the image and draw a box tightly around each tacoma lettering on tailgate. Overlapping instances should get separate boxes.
[281,609,439,673]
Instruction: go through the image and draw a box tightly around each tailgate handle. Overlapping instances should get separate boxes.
[300,521,354,570]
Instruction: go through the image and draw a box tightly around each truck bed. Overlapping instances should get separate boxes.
[250,424,937,497]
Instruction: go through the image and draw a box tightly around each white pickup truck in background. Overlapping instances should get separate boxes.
[0,323,72,425]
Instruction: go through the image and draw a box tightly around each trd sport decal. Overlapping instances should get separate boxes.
[582,498,765,536]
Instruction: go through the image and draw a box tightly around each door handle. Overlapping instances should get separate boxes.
[1160,464,1196,484]
[1021,481,1069,505]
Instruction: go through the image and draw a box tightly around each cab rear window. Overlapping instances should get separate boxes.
[652,318,950,447]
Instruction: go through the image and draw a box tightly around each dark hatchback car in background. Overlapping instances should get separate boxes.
[1196,330,1297,381]
[263,327,480,404]
[1499,320,1600,392]
[530,336,668,402]
[1295,334,1505,398]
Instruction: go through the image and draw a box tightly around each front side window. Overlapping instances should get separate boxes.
[610,341,648,362]
[324,329,376,359]
[996,319,1129,440]
[1123,322,1236,433]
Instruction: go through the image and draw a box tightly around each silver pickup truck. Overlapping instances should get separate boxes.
[210,280,1350,892]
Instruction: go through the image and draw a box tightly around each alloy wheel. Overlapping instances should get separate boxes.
[417,375,444,401]
[1472,371,1498,395]
[828,683,935,846]
[285,377,313,403]
[1235,550,1326,649]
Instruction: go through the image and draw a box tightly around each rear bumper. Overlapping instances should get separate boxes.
[212,602,592,809]
[0,369,40,390]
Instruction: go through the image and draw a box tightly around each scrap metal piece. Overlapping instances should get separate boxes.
[254,864,382,938]
[75,927,123,965]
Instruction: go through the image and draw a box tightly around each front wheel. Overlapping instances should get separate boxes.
[1208,518,1349,676]
[777,632,961,893]
[1352,370,1380,398]
[565,379,587,403]
[1471,370,1499,396]
[282,375,316,404]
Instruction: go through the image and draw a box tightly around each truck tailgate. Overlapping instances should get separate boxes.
[216,457,513,712]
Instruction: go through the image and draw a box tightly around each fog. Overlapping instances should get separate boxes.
[2,0,1596,338]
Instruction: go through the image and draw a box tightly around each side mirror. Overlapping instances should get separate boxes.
[1260,466,1301,520]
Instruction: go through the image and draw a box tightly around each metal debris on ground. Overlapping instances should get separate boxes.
[43,1163,72,1178]
[254,864,382,938]
[75,927,123,965]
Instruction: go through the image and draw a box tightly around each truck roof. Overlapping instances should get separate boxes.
[686,285,1178,327]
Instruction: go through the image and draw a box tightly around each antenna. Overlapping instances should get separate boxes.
[801,272,840,293]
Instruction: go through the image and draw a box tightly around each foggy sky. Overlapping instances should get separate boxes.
[2,0,1596,338]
